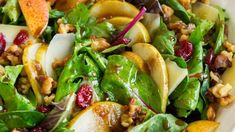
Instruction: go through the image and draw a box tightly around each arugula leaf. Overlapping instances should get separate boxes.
[2,0,21,23]
[49,9,65,19]
[130,114,187,132]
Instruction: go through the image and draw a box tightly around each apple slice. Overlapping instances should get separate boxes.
[187,120,219,132]
[55,0,88,12]
[45,34,75,79]
[132,43,168,113]
[23,43,43,104]
[35,44,48,74]
[165,60,188,95]
[90,0,139,19]
[19,0,49,37]
[68,102,124,131]
[108,17,150,45]
[0,24,34,49]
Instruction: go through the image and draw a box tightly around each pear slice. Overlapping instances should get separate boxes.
[165,60,188,95]
[55,0,88,12]
[108,17,150,45]
[23,43,43,104]
[90,0,139,18]
[19,0,49,37]
[0,24,34,49]
[68,102,124,132]
[35,44,48,74]
[45,34,75,79]
[222,56,235,94]
[132,43,168,112]
[187,120,219,132]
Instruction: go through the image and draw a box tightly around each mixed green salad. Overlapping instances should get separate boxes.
[0,0,235,131]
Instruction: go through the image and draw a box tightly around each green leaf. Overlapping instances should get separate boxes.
[170,76,189,100]
[2,0,21,23]
[1,65,23,85]
[162,54,187,69]
[0,110,45,129]
[130,114,187,132]
[0,120,9,132]
[49,9,65,19]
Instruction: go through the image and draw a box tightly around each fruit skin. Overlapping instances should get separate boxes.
[23,43,43,104]
[90,0,139,19]
[222,56,235,90]
[55,0,88,12]
[187,120,219,132]
[122,51,149,73]
[108,17,150,45]
[35,44,48,74]
[132,43,168,113]
[19,0,49,37]
[68,102,124,132]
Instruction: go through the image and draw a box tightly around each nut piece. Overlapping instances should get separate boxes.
[57,19,75,34]
[162,4,174,20]
[199,0,210,4]
[210,71,222,84]
[16,76,31,94]
[37,75,57,95]
[178,0,191,10]
[44,94,55,105]
[221,50,233,62]
[91,37,110,52]
[207,104,216,121]
[52,55,71,69]
[210,83,232,98]
[224,41,235,53]
[217,95,235,107]
[0,45,23,66]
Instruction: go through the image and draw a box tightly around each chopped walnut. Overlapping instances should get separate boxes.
[57,19,75,34]
[210,83,232,98]
[199,0,210,4]
[217,95,235,106]
[44,94,55,105]
[178,0,191,10]
[224,41,235,53]
[37,75,57,95]
[0,45,23,66]
[168,21,187,32]
[11,129,20,132]
[0,65,5,76]
[210,71,222,84]
[52,55,71,69]
[214,53,232,70]
[121,98,146,128]
[207,104,216,121]
[16,76,31,94]
[221,50,233,62]
[91,37,111,52]
[162,4,174,21]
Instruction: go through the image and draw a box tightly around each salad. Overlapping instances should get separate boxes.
[0,0,235,131]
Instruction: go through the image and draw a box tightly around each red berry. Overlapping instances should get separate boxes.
[37,105,53,113]
[13,30,29,45]
[175,40,193,60]
[76,84,93,109]
[204,48,215,66]
[30,127,46,132]
[0,33,6,54]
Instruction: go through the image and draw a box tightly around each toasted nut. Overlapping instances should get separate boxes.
[179,34,189,41]
[121,113,133,127]
[207,104,216,121]
[217,95,235,106]
[224,41,235,53]
[1,45,23,66]
[57,19,75,34]
[162,4,174,20]
[38,76,57,95]
[199,0,210,4]
[178,0,191,9]
[210,83,232,98]
[168,21,187,31]
[210,71,222,84]
[52,55,71,69]
[44,94,55,105]
[221,50,233,62]
[91,37,111,52]
[16,76,31,94]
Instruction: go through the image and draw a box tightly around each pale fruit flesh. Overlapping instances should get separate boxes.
[35,44,48,74]
[222,56,235,95]
[132,43,168,113]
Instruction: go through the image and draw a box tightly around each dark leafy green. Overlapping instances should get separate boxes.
[153,18,177,55]
[49,9,65,19]
[162,54,187,68]
[130,114,187,132]
[101,55,162,113]
[170,76,189,100]
[0,111,44,129]
[0,120,9,132]
[214,7,225,53]
[1,0,21,23]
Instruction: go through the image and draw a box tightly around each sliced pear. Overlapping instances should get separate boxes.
[132,43,168,112]
[19,0,49,37]
[55,0,88,12]
[222,56,235,94]
[45,34,75,79]
[35,44,48,74]
[187,120,219,132]
[23,43,43,104]
[122,51,149,73]
[68,102,124,132]
[90,0,139,18]
[108,17,150,45]
[0,24,34,49]
[166,60,188,95]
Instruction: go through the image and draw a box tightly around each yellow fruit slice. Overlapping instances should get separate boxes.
[222,57,235,91]
[19,0,49,37]
[35,44,48,74]
[122,51,149,73]
[187,120,219,132]
[90,0,139,18]
[166,60,188,95]
[68,102,124,132]
[108,17,150,45]
[55,0,88,12]
[23,43,43,104]
[132,43,168,113]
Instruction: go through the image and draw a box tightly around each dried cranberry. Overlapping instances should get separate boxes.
[37,105,53,113]
[175,40,193,60]
[0,32,6,54]
[76,84,93,109]
[112,38,131,45]
[13,30,29,45]
[30,127,46,132]
[205,48,215,67]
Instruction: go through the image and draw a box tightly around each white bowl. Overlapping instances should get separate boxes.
[211,0,235,131]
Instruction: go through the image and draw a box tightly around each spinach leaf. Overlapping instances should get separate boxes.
[160,0,191,23]
[130,114,187,132]
[49,9,65,19]
[0,120,9,132]
[0,111,45,129]
[2,0,21,23]
[162,54,187,69]
[153,18,176,55]
[173,78,200,118]
[169,76,189,100]
[101,55,162,113]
